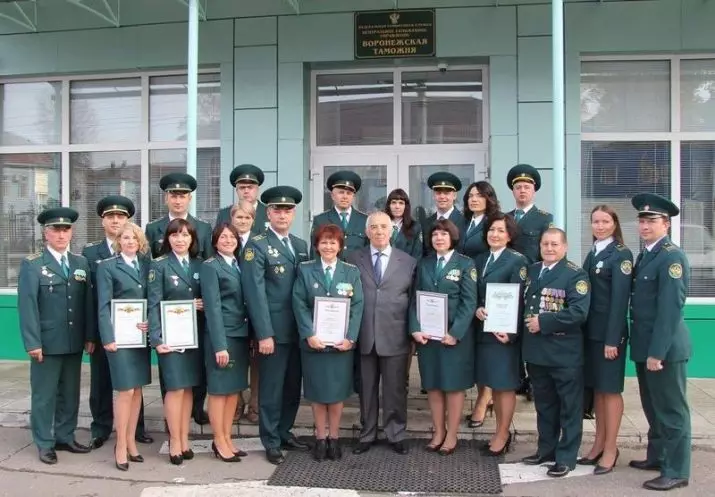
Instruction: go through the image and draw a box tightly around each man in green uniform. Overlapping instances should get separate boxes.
[521,228,590,478]
[214,163,268,233]
[17,208,94,464]
[628,193,691,491]
[311,171,368,260]
[83,196,153,449]
[145,172,212,424]
[506,164,554,400]
[241,186,311,465]
[422,172,466,256]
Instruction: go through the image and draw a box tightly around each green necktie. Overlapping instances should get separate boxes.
[391,225,399,242]
[435,256,445,277]
[324,266,333,288]
[132,259,140,276]
[182,258,190,276]
[484,252,494,272]
[468,218,478,234]
[515,209,525,222]
[340,212,348,230]
[61,255,69,278]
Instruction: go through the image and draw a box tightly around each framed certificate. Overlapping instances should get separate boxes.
[111,299,147,349]
[160,300,199,349]
[483,283,520,334]
[416,291,448,340]
[313,297,350,346]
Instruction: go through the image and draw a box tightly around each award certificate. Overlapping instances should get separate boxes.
[161,300,199,349]
[417,291,448,340]
[111,299,147,349]
[313,297,350,346]
[483,283,520,334]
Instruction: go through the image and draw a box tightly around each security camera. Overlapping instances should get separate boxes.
[437,62,448,73]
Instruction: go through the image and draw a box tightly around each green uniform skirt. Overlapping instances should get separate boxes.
[106,347,152,391]
[417,330,474,392]
[301,348,353,404]
[584,339,626,394]
[475,341,520,391]
[158,348,202,391]
[204,335,249,395]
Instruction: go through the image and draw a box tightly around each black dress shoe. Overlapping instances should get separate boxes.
[326,438,342,460]
[392,442,408,455]
[38,448,57,465]
[522,453,555,465]
[192,410,210,425]
[352,442,372,455]
[55,441,91,454]
[135,434,154,444]
[313,439,327,461]
[169,453,183,465]
[89,436,108,450]
[629,459,661,471]
[281,436,310,451]
[577,451,603,466]
[182,449,194,460]
[266,448,285,465]
[547,463,570,477]
[594,449,619,475]
[128,453,144,463]
[643,476,689,491]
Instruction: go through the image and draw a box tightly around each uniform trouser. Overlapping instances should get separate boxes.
[359,350,408,444]
[528,363,583,468]
[258,343,302,450]
[30,353,83,449]
[90,345,149,438]
[635,361,691,479]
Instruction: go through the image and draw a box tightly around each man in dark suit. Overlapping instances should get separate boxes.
[422,172,466,256]
[82,196,153,449]
[628,193,691,492]
[214,163,268,233]
[521,228,590,478]
[17,208,94,465]
[348,211,416,456]
[144,172,212,424]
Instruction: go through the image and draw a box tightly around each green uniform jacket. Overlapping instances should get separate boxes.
[462,215,488,258]
[82,239,113,290]
[147,253,203,347]
[629,237,691,362]
[310,208,369,260]
[215,201,268,235]
[409,252,478,341]
[422,209,467,256]
[583,242,633,346]
[474,248,528,344]
[145,214,214,260]
[522,259,590,367]
[17,249,95,354]
[240,230,309,344]
[200,256,249,353]
[391,223,423,260]
[292,260,365,350]
[507,206,553,264]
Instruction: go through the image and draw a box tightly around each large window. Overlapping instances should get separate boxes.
[0,71,221,289]
[581,57,715,298]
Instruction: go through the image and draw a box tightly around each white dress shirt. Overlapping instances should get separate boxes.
[370,245,392,280]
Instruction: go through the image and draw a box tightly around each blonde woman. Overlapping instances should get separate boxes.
[96,223,151,471]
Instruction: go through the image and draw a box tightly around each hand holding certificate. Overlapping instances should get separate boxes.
[313,297,350,346]
[160,300,199,349]
[483,283,520,334]
[416,291,448,341]
[111,299,147,349]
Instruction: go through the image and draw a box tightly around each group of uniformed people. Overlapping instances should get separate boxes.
[17,161,692,491]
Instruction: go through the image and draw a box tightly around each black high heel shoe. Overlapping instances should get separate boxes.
[425,435,446,452]
[182,449,194,460]
[577,450,604,466]
[211,442,241,462]
[168,442,183,466]
[234,448,248,457]
[128,453,144,463]
[485,433,512,457]
[594,449,619,475]
[114,444,129,472]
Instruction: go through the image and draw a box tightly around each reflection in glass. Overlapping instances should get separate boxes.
[149,148,221,222]
[70,79,142,144]
[150,74,221,142]
[401,70,483,144]
[317,73,393,146]
[0,153,61,286]
[580,61,670,133]
[69,151,142,251]
[321,165,387,213]
[407,164,473,224]
[681,60,715,132]
[1,82,62,146]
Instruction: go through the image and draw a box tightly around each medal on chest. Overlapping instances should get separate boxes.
[171,275,180,286]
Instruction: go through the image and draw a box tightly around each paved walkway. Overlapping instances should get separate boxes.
[0,360,713,446]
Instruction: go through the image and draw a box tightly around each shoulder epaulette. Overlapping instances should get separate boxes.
[353,208,367,216]
[300,260,314,265]
[251,234,266,241]
[616,243,627,251]
[85,240,102,247]
[154,255,168,261]
[566,261,580,271]
[538,209,551,215]
[663,243,677,252]
[204,257,215,263]
[98,255,119,264]
[342,261,358,268]
[26,252,42,261]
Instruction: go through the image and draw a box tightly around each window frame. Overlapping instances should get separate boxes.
[0,68,221,293]
[581,53,715,305]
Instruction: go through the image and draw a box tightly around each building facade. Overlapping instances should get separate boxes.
[0,0,713,375]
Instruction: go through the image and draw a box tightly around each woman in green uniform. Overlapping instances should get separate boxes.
[148,219,204,465]
[462,181,500,428]
[577,205,632,474]
[410,219,477,455]
[292,224,364,461]
[96,222,151,471]
[473,213,527,456]
[384,188,422,259]
[201,223,250,463]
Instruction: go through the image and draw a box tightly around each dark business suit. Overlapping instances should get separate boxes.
[462,215,489,259]
[347,247,416,443]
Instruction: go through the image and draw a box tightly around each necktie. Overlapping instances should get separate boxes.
[515,209,525,222]
[324,266,333,288]
[468,219,478,234]
[282,237,295,259]
[438,215,446,221]
[436,256,445,277]
[539,266,549,280]
[182,258,190,276]
[391,225,399,243]
[484,252,494,273]
[374,252,383,284]
[635,250,647,267]
[232,259,240,274]
[340,212,348,230]
[60,255,69,278]
[132,259,140,276]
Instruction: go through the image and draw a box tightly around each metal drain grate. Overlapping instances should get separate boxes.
[267,438,503,494]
